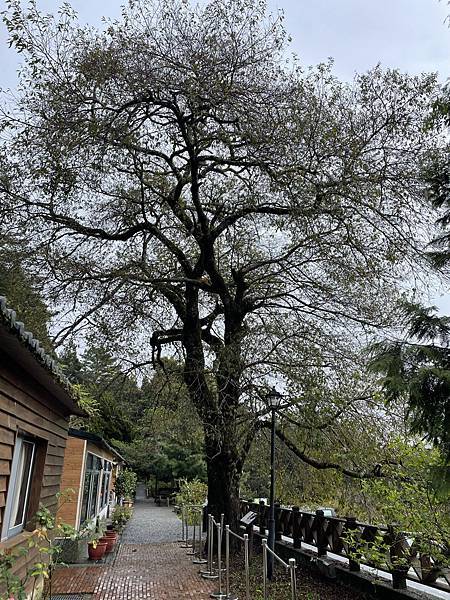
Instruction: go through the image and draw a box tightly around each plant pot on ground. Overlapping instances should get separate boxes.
[88,541,107,561]
[105,530,118,540]
[99,536,115,553]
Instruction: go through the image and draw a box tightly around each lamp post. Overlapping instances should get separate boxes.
[267,386,282,581]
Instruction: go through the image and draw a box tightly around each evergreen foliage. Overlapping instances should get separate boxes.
[0,236,53,350]
[370,301,450,463]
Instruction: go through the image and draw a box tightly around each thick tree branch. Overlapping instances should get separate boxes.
[263,422,400,480]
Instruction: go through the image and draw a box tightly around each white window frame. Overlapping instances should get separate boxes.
[99,460,112,510]
[80,452,104,524]
[2,436,36,540]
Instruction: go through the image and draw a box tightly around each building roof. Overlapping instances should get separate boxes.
[0,296,84,416]
[68,428,126,464]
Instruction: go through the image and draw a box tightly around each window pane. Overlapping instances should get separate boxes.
[86,454,93,470]
[100,472,106,508]
[80,471,91,524]
[101,472,110,508]
[89,472,99,518]
[10,441,34,529]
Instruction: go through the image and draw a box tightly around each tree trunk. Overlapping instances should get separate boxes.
[207,451,241,525]
[204,428,243,553]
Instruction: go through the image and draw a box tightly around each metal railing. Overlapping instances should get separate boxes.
[200,513,223,581]
[176,505,190,548]
[262,538,297,600]
[191,506,208,565]
[178,507,254,599]
[177,504,205,553]
[210,516,226,599]
[225,525,250,600]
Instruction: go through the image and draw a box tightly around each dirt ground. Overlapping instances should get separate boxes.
[229,552,368,600]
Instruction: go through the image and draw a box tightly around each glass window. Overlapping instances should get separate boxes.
[2,437,35,539]
[80,453,106,525]
[100,462,112,509]
[89,472,100,519]
[80,471,91,524]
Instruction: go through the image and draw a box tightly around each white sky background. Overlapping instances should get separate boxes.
[0,0,449,310]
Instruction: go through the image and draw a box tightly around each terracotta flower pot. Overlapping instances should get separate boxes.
[105,529,118,538]
[105,531,118,542]
[100,535,115,553]
[88,541,107,560]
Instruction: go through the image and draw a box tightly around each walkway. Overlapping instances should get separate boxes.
[52,485,216,599]
[120,486,180,544]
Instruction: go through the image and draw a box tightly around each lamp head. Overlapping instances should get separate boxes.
[267,386,282,408]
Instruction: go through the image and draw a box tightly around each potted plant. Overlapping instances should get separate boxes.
[111,505,132,533]
[105,529,118,542]
[114,469,138,505]
[87,534,107,561]
[87,541,107,561]
[99,534,115,553]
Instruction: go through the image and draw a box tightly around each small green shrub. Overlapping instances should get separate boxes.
[175,478,207,525]
[114,469,138,501]
[111,505,132,531]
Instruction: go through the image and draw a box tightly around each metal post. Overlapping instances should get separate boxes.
[268,406,276,580]
[223,525,239,600]
[187,515,196,556]
[201,515,218,579]
[289,558,297,600]
[177,506,185,543]
[217,521,223,596]
[199,514,212,575]
[244,533,250,600]
[262,539,268,600]
[225,526,230,598]
[181,506,191,548]
[211,521,225,598]
[194,507,208,565]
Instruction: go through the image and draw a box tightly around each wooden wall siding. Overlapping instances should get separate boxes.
[0,350,71,595]
[86,441,116,463]
[58,437,85,527]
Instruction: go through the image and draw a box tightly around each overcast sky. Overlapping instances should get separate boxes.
[1,0,449,309]
[1,0,449,88]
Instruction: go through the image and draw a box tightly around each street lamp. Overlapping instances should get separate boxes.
[267,386,282,580]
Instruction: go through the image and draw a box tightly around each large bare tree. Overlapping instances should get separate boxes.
[0,0,441,525]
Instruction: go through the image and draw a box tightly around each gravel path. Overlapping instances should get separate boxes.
[120,484,182,545]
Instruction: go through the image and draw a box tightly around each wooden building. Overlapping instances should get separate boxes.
[0,296,83,588]
[59,429,125,529]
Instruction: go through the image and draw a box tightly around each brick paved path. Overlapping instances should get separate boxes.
[52,485,216,599]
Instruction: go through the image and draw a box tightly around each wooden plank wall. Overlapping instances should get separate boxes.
[58,436,85,527]
[0,349,71,588]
